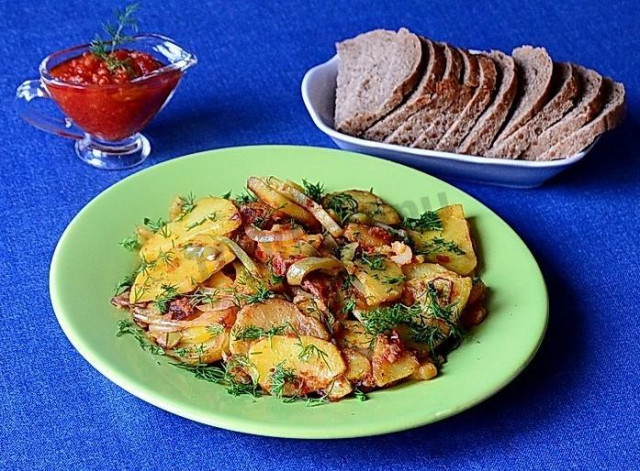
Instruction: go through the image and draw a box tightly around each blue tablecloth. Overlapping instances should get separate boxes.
[1,0,638,469]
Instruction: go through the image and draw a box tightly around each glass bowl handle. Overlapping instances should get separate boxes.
[15,79,83,140]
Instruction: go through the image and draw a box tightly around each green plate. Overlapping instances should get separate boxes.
[50,145,547,439]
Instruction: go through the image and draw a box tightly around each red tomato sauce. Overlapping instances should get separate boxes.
[47,50,181,141]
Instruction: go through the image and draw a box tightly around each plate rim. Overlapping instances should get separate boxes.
[49,144,549,439]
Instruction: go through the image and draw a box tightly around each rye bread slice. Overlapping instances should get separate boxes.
[524,65,605,159]
[486,62,580,159]
[492,46,554,144]
[411,48,480,149]
[385,43,463,146]
[537,79,626,160]
[334,28,423,136]
[457,51,518,156]
[436,54,498,152]
[362,38,446,142]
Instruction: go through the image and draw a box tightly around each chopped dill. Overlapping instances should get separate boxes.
[119,235,140,252]
[116,319,165,356]
[302,179,325,202]
[403,210,443,232]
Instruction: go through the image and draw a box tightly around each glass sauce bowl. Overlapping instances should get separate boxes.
[16,34,197,169]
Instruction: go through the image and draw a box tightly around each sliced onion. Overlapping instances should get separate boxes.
[266,177,343,237]
[196,297,236,312]
[286,256,344,285]
[214,236,262,279]
[245,225,304,243]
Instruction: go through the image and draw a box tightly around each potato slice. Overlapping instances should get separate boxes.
[166,325,230,365]
[337,320,375,357]
[353,257,404,306]
[343,348,372,383]
[371,335,419,387]
[402,263,472,313]
[411,361,438,381]
[265,177,343,237]
[407,204,477,275]
[325,376,353,400]
[230,299,329,355]
[130,241,235,303]
[323,190,401,226]
[247,177,319,228]
[400,263,473,356]
[248,335,346,396]
[141,197,241,259]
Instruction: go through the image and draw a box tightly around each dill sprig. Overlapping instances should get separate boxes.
[417,237,466,256]
[143,217,168,234]
[152,284,179,313]
[234,190,258,205]
[403,210,443,232]
[89,3,140,72]
[359,253,386,271]
[116,319,165,356]
[232,324,287,341]
[354,387,368,402]
[176,193,197,221]
[269,362,298,399]
[325,193,358,224]
[114,271,137,295]
[119,234,140,252]
[302,180,325,202]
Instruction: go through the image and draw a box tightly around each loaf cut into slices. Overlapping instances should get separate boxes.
[486,62,579,159]
[537,79,626,160]
[436,54,497,152]
[412,48,479,149]
[457,51,518,156]
[524,65,605,159]
[362,38,445,142]
[385,43,463,146]
[334,28,423,136]
[492,46,553,144]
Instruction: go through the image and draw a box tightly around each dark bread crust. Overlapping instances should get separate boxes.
[362,38,445,142]
[436,53,498,152]
[412,48,479,149]
[487,62,580,159]
[457,51,518,156]
[385,44,463,146]
[334,28,424,136]
[537,79,626,160]
[492,46,554,144]
[525,64,605,159]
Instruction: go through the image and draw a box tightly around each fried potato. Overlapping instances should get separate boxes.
[130,241,235,303]
[353,258,404,306]
[248,335,346,396]
[323,190,401,226]
[230,299,329,355]
[408,204,477,275]
[141,197,241,259]
[342,348,372,383]
[371,335,419,387]
[247,177,319,228]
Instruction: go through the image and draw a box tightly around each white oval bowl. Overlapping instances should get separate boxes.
[301,55,597,188]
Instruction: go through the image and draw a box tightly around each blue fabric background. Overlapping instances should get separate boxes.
[1,0,638,469]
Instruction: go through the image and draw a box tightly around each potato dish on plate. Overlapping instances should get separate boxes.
[111,176,487,403]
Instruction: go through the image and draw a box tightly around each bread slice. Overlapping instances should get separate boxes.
[385,43,463,146]
[486,62,579,159]
[436,54,498,152]
[457,51,518,156]
[492,46,553,144]
[334,28,423,136]
[412,48,480,149]
[362,38,445,142]
[524,65,605,159]
[537,79,626,160]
